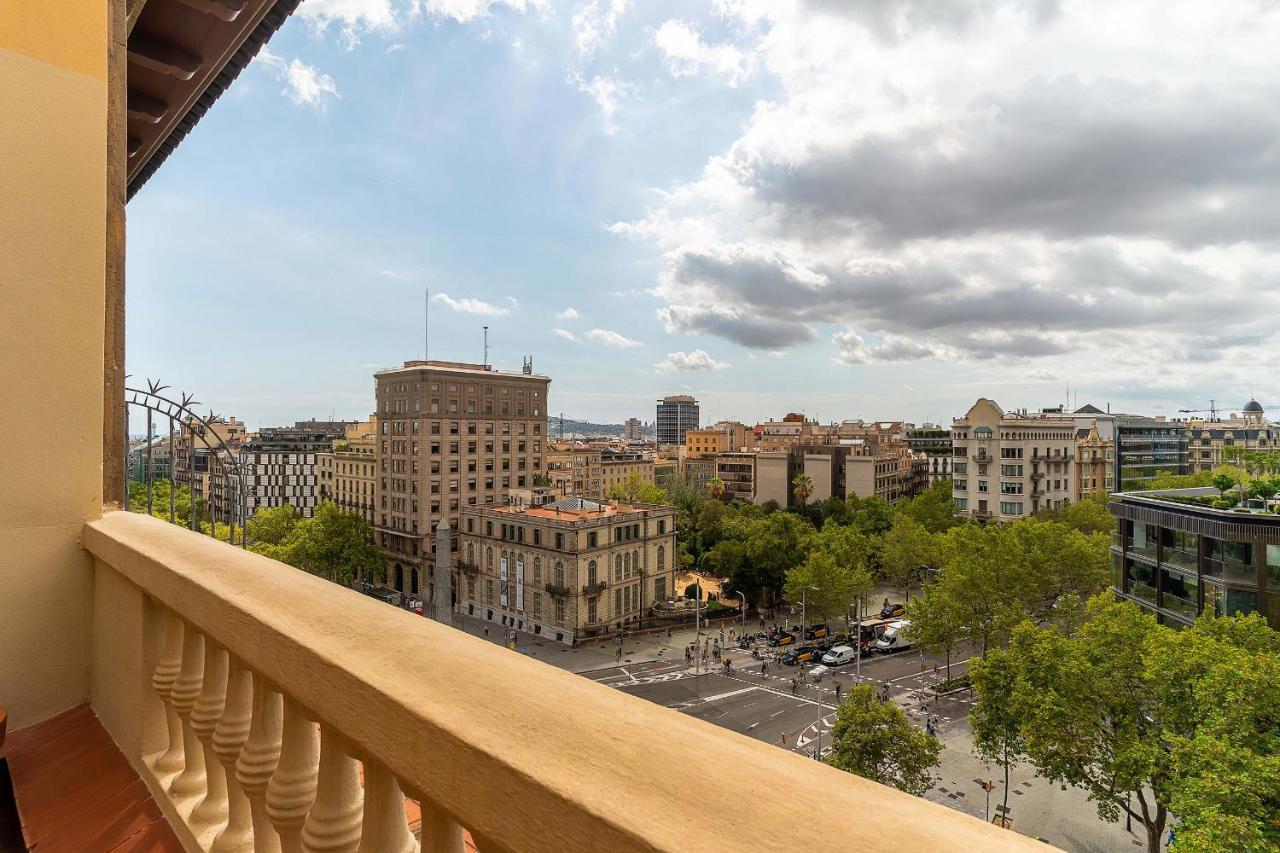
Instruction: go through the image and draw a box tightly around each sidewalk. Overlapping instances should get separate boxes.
[447,610,749,674]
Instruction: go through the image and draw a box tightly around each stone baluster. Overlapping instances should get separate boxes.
[356,762,416,853]
[301,726,364,853]
[169,624,207,799]
[419,801,465,853]
[151,611,186,775]
[211,658,254,853]
[237,674,283,853]
[267,697,320,853]
[191,640,230,829]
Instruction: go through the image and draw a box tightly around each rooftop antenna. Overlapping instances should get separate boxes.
[482,325,489,368]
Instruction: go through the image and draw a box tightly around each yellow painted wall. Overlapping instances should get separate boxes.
[0,2,107,725]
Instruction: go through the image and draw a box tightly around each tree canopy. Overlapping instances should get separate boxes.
[826,684,941,796]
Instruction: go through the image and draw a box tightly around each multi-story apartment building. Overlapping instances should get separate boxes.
[1110,489,1280,630]
[906,424,952,485]
[623,417,643,441]
[456,498,677,643]
[241,419,353,519]
[1184,400,1276,473]
[546,443,603,497]
[656,394,700,447]
[754,413,817,452]
[1075,419,1115,501]
[951,399,1075,522]
[753,440,918,507]
[685,421,750,457]
[600,448,654,495]
[715,452,756,501]
[128,436,172,484]
[681,456,718,492]
[375,359,550,603]
[173,415,248,507]
[317,415,379,525]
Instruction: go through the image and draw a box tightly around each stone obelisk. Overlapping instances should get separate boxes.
[433,518,454,624]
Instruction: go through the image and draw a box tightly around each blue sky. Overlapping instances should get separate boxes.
[127,0,1280,429]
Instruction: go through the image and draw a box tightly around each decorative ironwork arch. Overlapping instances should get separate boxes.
[123,378,249,547]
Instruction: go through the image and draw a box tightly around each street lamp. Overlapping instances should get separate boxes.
[800,585,819,640]
[735,590,746,638]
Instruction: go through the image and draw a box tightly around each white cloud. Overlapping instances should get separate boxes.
[506,296,520,308]
[555,306,580,320]
[654,349,730,373]
[553,328,579,341]
[299,0,546,47]
[431,292,511,316]
[257,48,340,109]
[653,19,754,86]
[575,73,629,133]
[385,42,406,53]
[585,328,643,348]
[572,0,629,56]
[613,0,1280,390]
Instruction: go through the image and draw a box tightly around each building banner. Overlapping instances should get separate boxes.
[516,558,525,612]
[500,556,509,607]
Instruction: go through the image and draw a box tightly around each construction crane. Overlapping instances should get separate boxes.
[1178,400,1219,421]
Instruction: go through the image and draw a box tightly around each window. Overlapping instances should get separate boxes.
[588,532,598,548]
[952,462,967,475]
[953,497,967,510]
[1000,448,1023,459]
[1000,464,1022,477]
[614,555,622,582]
[977,480,988,493]
[555,598,565,625]
[533,557,541,582]
[953,480,967,492]
[657,520,666,534]
[654,576,666,601]
[587,560,597,587]
[1000,481,1023,495]
[1000,501,1023,515]
[555,561,565,588]
[657,545,665,572]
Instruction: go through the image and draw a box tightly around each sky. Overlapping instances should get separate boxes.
[127,0,1280,430]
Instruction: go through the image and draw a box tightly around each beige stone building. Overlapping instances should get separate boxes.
[1074,420,1115,502]
[600,448,655,495]
[684,421,751,457]
[317,415,379,525]
[1184,401,1278,472]
[375,359,550,601]
[715,452,756,501]
[754,414,818,452]
[951,398,1075,522]
[457,498,676,643]
[546,443,603,497]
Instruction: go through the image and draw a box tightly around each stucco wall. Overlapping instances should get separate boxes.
[0,2,107,725]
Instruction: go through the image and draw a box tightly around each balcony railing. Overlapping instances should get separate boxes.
[544,582,573,596]
[583,581,608,594]
[80,510,1039,853]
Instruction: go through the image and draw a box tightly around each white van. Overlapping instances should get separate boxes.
[821,644,857,666]
[875,620,912,653]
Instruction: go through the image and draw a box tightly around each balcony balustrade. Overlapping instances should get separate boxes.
[583,581,608,594]
[76,510,1041,853]
[543,582,573,596]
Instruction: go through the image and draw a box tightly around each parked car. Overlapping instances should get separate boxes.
[880,602,906,619]
[821,644,857,666]
[804,624,830,639]
[875,620,913,653]
[781,646,817,665]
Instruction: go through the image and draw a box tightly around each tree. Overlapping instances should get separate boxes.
[967,648,1026,824]
[907,584,965,681]
[707,476,726,501]
[896,479,960,534]
[848,495,896,537]
[531,473,552,488]
[878,515,934,600]
[245,504,299,548]
[1212,470,1239,499]
[1036,492,1115,535]
[826,684,940,796]
[932,524,1030,657]
[784,548,874,627]
[792,473,814,506]
[606,474,669,505]
[736,512,814,607]
[278,502,385,586]
[1008,518,1110,615]
[128,479,204,525]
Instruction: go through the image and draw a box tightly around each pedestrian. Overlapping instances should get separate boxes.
[926,717,936,737]
[780,731,788,746]
[791,678,798,695]
[761,660,768,676]
[616,647,623,663]
[666,627,672,641]
[835,682,842,702]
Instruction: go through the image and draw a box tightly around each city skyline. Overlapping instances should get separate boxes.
[125,0,1280,427]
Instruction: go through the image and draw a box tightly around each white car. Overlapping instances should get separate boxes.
[822,645,856,666]
[807,664,830,678]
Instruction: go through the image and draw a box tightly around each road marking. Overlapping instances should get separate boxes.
[770,710,785,718]
[700,686,758,703]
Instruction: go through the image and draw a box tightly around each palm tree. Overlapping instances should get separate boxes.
[792,473,814,506]
[707,476,726,501]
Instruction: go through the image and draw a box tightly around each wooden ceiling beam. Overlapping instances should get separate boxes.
[128,136,143,157]
[127,91,169,124]
[127,34,202,80]
[126,0,149,35]
[175,0,247,21]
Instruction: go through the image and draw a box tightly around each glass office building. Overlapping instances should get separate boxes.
[1110,489,1280,629]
